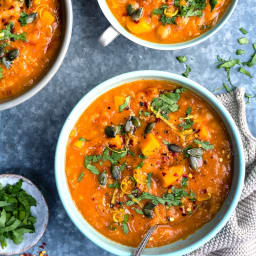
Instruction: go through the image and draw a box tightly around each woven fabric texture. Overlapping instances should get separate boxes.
[188,88,256,256]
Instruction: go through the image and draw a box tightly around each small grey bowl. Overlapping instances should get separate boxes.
[0,0,73,111]
[0,174,49,255]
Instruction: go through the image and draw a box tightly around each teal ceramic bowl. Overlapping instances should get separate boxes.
[55,71,245,256]
[97,0,238,50]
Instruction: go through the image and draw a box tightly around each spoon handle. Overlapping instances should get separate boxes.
[133,225,158,256]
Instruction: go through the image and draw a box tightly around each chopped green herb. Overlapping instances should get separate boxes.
[194,139,214,150]
[209,0,218,11]
[218,59,240,69]
[178,119,194,131]
[86,164,99,175]
[182,64,191,78]
[186,106,192,116]
[0,67,2,79]
[244,93,255,104]
[103,147,127,165]
[243,53,256,67]
[146,173,152,189]
[239,67,253,78]
[223,83,231,93]
[253,44,256,51]
[135,161,144,169]
[152,5,177,25]
[236,49,245,55]
[184,145,193,158]
[122,214,129,234]
[108,181,120,189]
[176,56,187,63]
[144,111,150,117]
[0,23,26,42]
[151,90,184,120]
[79,137,88,142]
[181,177,188,187]
[239,27,248,35]
[179,0,206,17]
[78,171,85,182]
[238,37,249,45]
[135,208,144,215]
[0,179,36,249]
[119,96,131,112]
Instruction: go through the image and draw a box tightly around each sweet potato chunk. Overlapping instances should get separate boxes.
[141,133,160,156]
[114,96,125,111]
[126,18,153,34]
[159,165,185,188]
[109,135,123,148]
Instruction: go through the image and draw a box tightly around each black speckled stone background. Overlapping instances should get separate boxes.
[0,0,255,255]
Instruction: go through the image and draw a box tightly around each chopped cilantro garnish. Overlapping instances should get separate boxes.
[146,173,152,189]
[238,37,249,45]
[135,161,144,169]
[119,96,131,112]
[182,64,191,78]
[223,83,231,93]
[239,27,248,35]
[236,49,245,55]
[78,171,85,182]
[243,53,256,67]
[0,23,26,42]
[19,12,37,27]
[176,56,187,63]
[103,147,127,164]
[152,5,177,25]
[181,177,188,187]
[209,0,218,11]
[122,214,129,234]
[239,67,253,78]
[108,181,120,189]
[218,59,240,69]
[135,208,144,215]
[194,139,214,150]
[178,118,194,131]
[151,90,183,120]
[186,106,192,116]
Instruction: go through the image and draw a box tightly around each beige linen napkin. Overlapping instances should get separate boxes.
[188,88,256,256]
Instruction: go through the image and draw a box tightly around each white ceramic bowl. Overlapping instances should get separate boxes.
[55,71,245,256]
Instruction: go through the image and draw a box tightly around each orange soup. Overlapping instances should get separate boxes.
[66,80,233,247]
[106,0,231,44]
[0,0,61,100]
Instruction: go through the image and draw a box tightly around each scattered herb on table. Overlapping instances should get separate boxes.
[238,37,249,45]
[239,67,253,78]
[239,27,248,35]
[236,49,245,55]
[176,56,187,63]
[0,179,36,249]
[182,64,191,77]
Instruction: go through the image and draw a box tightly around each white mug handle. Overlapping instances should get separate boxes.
[99,26,120,47]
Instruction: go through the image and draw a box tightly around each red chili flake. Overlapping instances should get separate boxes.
[179,207,183,211]
[172,152,177,157]
[165,202,168,206]
[173,173,178,177]
[8,5,14,10]
[162,172,167,177]
[202,189,207,194]
[129,139,134,146]
[167,185,173,189]
[155,118,160,122]
[144,102,148,108]
[182,213,187,216]
[183,174,188,178]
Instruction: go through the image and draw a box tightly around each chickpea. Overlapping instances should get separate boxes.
[156,25,171,40]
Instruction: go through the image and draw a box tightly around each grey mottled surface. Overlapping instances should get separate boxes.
[0,0,256,255]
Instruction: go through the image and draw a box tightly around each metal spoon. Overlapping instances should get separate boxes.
[133,224,159,256]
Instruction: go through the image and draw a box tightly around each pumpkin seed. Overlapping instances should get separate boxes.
[189,156,203,170]
[0,48,4,58]
[145,122,155,135]
[25,13,37,25]
[25,0,32,8]
[1,57,12,69]
[187,148,203,157]
[98,172,107,186]
[127,4,136,16]
[8,49,19,61]
[167,144,182,153]
[131,116,141,128]
[131,8,143,22]
[111,165,121,180]
[143,202,156,218]
[125,119,135,133]
[105,126,117,138]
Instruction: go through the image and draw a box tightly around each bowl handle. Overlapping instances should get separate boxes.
[99,26,120,47]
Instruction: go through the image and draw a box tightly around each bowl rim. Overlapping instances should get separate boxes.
[55,70,245,256]
[97,0,238,50]
[0,0,73,111]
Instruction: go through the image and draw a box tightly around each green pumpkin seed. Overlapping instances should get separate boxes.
[167,144,182,153]
[189,156,203,170]
[187,148,203,157]
[98,172,107,186]
[105,126,117,138]
[25,13,37,24]
[127,4,136,16]
[25,0,32,8]
[111,165,121,180]
[8,49,19,61]
[145,122,155,135]
[125,119,135,133]
[143,202,156,218]
[0,48,4,58]
[1,57,12,69]
[131,116,141,128]
[131,8,143,22]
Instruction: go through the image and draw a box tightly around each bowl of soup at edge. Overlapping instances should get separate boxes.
[0,0,73,111]
[97,0,238,50]
[55,70,244,256]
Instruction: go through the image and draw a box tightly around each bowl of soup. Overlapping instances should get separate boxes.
[98,0,237,50]
[0,0,73,110]
[55,70,244,255]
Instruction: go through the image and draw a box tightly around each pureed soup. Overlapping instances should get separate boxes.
[0,0,61,100]
[66,80,233,247]
[106,0,231,44]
